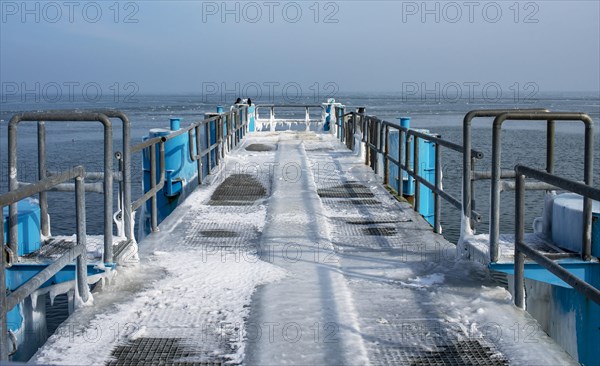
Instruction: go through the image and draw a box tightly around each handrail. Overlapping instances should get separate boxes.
[254,104,326,131]
[462,108,550,230]
[344,111,484,233]
[129,105,249,233]
[514,165,600,309]
[8,112,114,264]
[0,166,90,360]
[489,112,594,262]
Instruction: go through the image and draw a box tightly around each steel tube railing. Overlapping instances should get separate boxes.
[345,112,484,232]
[462,109,549,232]
[0,166,89,360]
[8,112,114,264]
[491,112,594,262]
[514,165,600,308]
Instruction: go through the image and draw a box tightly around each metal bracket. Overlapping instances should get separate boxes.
[4,246,14,268]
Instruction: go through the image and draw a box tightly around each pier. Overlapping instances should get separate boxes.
[1,103,598,365]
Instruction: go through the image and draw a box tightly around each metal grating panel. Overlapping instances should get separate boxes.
[182,222,260,250]
[23,239,75,260]
[200,230,238,238]
[106,337,223,366]
[344,219,409,225]
[208,174,267,206]
[321,198,382,206]
[401,340,509,366]
[317,183,375,198]
[362,227,397,236]
[245,143,277,152]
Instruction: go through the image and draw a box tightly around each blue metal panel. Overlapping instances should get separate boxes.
[5,262,114,291]
[142,119,202,232]
[490,259,599,289]
[248,105,256,132]
[2,199,41,256]
[417,137,435,225]
[592,212,599,258]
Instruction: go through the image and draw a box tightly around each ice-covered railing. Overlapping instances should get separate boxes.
[0,166,91,360]
[338,109,484,234]
[462,111,594,262]
[130,104,250,232]
[254,104,326,131]
[513,165,600,308]
[7,111,128,265]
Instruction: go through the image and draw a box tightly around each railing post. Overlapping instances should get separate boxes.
[434,142,442,234]
[116,152,124,233]
[37,121,50,237]
[405,134,411,198]
[546,120,555,174]
[383,125,389,185]
[514,172,526,309]
[365,117,370,166]
[413,135,420,212]
[75,175,89,303]
[270,106,275,132]
[195,125,203,184]
[305,106,310,131]
[0,204,8,361]
[398,128,404,197]
[149,144,159,233]
[205,122,212,175]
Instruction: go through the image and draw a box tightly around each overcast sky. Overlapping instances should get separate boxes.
[1,1,599,95]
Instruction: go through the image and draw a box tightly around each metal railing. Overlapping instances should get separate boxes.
[8,112,115,264]
[129,105,249,232]
[255,104,325,131]
[463,110,594,262]
[0,166,90,360]
[514,165,600,308]
[342,110,484,233]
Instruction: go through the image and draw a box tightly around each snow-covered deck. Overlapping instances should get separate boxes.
[32,131,576,365]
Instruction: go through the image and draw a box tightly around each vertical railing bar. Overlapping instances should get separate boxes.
[383,125,389,185]
[195,125,203,184]
[75,174,89,303]
[434,142,442,234]
[546,120,555,174]
[37,121,49,237]
[305,106,310,131]
[0,204,7,361]
[514,172,526,309]
[206,122,212,175]
[405,133,411,200]
[398,128,404,198]
[149,144,158,232]
[413,135,420,212]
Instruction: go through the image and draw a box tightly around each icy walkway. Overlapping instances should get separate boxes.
[32,131,576,365]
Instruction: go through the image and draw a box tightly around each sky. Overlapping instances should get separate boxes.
[0,0,599,97]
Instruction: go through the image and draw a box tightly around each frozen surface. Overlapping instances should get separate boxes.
[32,131,577,365]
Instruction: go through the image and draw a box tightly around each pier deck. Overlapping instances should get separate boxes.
[32,131,576,365]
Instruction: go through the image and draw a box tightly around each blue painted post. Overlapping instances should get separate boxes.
[324,102,332,132]
[248,105,256,132]
[170,118,180,131]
